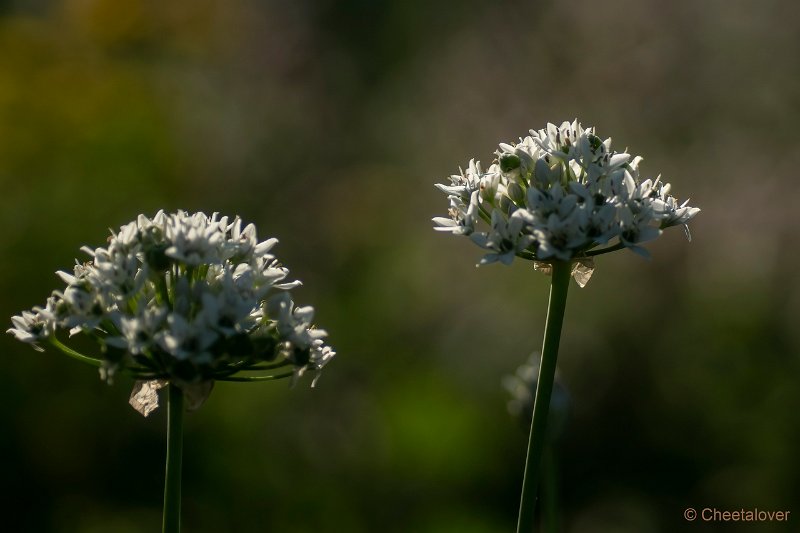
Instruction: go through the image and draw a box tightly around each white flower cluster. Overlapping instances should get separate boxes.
[8,211,335,388]
[434,121,699,267]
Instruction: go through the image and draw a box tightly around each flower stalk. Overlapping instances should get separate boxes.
[163,384,184,533]
[433,121,698,529]
[48,336,103,367]
[541,445,559,533]
[7,210,338,531]
[516,261,571,533]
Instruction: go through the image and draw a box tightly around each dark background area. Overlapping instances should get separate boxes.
[2,1,799,531]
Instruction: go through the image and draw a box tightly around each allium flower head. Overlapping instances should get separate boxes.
[8,210,335,412]
[434,120,700,283]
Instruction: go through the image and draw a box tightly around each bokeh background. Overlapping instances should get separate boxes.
[2,0,799,531]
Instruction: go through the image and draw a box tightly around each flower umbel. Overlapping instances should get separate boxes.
[432,123,700,532]
[433,120,700,282]
[8,210,335,413]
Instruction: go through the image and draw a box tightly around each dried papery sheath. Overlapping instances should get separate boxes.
[433,120,700,285]
[8,210,335,413]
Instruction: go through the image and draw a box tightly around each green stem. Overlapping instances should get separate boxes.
[48,337,165,379]
[216,370,294,382]
[541,445,559,533]
[157,274,172,310]
[163,384,184,533]
[240,361,292,371]
[516,261,571,533]
[48,337,103,367]
[585,241,625,257]
[215,359,291,377]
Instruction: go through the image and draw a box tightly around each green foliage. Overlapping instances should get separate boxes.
[1,1,798,531]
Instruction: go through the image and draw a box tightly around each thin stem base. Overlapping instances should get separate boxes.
[516,261,571,533]
[163,384,184,533]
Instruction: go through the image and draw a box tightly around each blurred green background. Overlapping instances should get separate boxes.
[2,0,799,531]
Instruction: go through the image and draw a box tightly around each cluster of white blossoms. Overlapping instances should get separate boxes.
[8,210,335,394]
[433,121,700,277]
